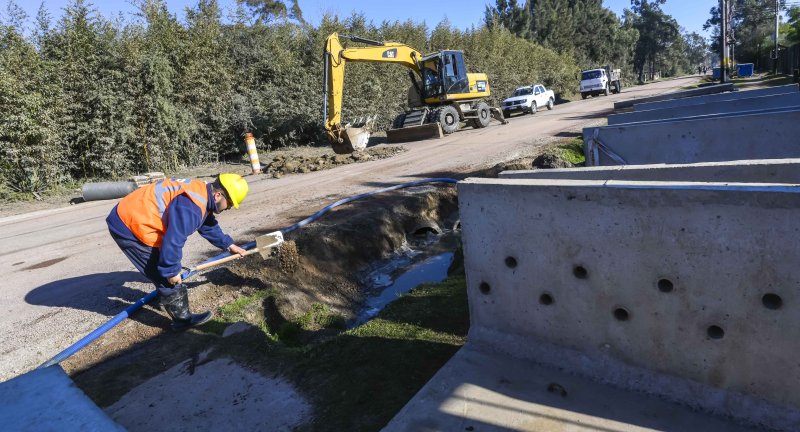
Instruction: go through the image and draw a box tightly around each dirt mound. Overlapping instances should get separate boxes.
[224,186,459,326]
[265,146,407,178]
[532,153,574,169]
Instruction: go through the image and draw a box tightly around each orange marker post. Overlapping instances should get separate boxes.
[245,133,262,174]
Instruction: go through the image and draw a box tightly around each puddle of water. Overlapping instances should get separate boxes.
[353,251,454,327]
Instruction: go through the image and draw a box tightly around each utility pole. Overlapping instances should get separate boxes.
[774,0,780,74]
[720,0,728,82]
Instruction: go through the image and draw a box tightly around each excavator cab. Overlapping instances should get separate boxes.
[420,51,470,98]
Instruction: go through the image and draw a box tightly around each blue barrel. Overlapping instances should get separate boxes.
[737,63,754,77]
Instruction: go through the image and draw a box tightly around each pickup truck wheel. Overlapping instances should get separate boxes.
[473,102,491,128]
[581,93,587,100]
[503,109,511,118]
[530,101,537,114]
[434,105,460,134]
[546,98,554,110]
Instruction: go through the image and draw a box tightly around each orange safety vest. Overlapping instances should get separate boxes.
[116,178,209,247]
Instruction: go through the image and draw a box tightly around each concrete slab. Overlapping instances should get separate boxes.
[499,159,800,183]
[451,178,800,431]
[584,108,800,166]
[608,92,800,125]
[633,84,799,112]
[383,346,762,432]
[106,357,311,431]
[0,365,124,431]
[614,83,734,109]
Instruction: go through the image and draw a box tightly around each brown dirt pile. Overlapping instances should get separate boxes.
[219,186,459,325]
[265,146,407,178]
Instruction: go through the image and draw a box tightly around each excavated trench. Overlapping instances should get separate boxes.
[215,185,461,334]
[69,185,462,428]
[67,145,579,430]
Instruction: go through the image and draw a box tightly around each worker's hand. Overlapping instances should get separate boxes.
[228,244,247,257]
[167,274,182,286]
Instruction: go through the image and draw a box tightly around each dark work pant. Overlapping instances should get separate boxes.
[109,230,177,296]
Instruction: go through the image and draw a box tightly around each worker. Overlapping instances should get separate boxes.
[106,174,249,331]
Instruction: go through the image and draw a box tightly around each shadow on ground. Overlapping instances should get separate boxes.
[25,271,165,327]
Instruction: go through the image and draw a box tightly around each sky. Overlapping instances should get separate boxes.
[10,0,718,38]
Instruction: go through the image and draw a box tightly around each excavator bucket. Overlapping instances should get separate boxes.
[332,126,371,154]
[386,123,443,143]
[331,116,376,154]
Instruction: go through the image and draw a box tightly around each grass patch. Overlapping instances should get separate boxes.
[211,267,469,432]
[295,303,347,331]
[276,302,347,346]
[556,138,585,165]
[682,73,794,90]
[289,271,469,432]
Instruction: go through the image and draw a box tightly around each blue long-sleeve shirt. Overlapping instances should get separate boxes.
[107,183,234,278]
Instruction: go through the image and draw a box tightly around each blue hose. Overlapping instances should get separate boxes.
[38,178,457,369]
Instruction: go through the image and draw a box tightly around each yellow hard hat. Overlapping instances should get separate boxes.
[219,173,248,209]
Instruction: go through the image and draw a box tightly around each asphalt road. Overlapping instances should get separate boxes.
[0,76,700,381]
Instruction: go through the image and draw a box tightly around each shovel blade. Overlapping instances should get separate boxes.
[256,231,284,259]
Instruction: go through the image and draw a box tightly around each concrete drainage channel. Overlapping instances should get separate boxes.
[383,84,800,432]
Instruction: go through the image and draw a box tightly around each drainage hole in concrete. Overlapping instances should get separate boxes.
[707,325,725,339]
[573,265,588,279]
[613,307,630,321]
[762,293,782,310]
[546,382,567,397]
[479,282,491,295]
[539,293,554,305]
[657,278,673,293]
[505,256,517,269]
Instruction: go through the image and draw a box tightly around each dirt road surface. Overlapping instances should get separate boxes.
[0,77,699,381]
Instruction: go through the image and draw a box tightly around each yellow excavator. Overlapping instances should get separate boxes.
[323,32,506,154]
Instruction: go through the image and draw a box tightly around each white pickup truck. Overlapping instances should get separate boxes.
[579,66,622,99]
[500,84,555,117]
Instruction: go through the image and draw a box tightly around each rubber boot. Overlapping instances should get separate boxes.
[161,285,213,331]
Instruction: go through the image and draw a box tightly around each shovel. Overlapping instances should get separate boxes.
[187,230,285,273]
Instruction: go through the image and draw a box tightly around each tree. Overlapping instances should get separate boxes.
[704,0,784,69]
[628,0,681,81]
[0,20,64,195]
[684,31,710,67]
[784,6,800,45]
[40,0,133,179]
[484,0,531,40]
[237,0,304,24]
[177,0,235,163]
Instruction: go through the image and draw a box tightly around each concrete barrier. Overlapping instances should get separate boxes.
[386,179,800,431]
[499,159,800,183]
[608,92,800,125]
[0,365,124,430]
[614,83,734,109]
[584,108,800,166]
[633,84,799,112]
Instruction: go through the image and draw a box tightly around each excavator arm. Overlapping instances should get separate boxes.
[323,33,423,154]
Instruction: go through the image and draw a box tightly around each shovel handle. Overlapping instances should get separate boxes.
[193,248,260,272]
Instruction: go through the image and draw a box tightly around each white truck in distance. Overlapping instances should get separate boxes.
[500,84,555,117]
[580,66,621,99]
